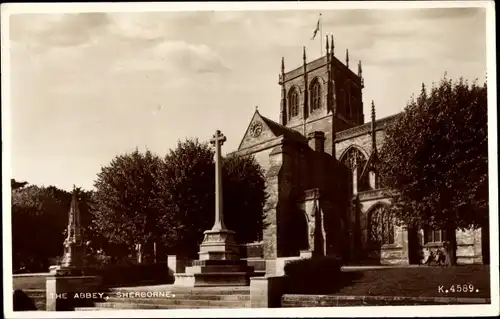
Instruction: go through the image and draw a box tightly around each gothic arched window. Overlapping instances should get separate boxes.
[311,80,322,112]
[368,204,395,245]
[289,88,299,119]
[340,147,368,194]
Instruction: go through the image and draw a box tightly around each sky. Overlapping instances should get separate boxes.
[5,4,488,192]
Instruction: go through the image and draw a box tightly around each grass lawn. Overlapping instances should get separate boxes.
[336,265,491,299]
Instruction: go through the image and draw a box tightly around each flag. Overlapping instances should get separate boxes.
[310,16,321,40]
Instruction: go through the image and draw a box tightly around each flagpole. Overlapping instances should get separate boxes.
[320,13,323,56]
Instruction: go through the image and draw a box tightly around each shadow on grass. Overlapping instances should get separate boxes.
[286,270,365,295]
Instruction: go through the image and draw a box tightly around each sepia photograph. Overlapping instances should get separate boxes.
[2,1,498,318]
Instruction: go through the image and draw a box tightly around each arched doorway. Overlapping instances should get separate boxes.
[365,204,394,264]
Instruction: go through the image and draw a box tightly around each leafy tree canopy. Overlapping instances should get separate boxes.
[92,149,166,251]
[159,139,216,257]
[11,184,71,271]
[379,76,488,231]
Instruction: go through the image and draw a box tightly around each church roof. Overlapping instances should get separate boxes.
[259,114,308,143]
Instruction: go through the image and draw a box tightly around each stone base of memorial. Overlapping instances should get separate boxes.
[174,229,255,287]
[46,266,102,311]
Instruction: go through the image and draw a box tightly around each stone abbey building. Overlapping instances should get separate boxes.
[230,37,488,271]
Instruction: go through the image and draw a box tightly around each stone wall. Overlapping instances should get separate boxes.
[302,115,334,156]
[261,148,282,260]
[380,225,409,265]
[456,228,483,264]
[278,142,299,258]
[336,126,385,160]
[249,148,273,174]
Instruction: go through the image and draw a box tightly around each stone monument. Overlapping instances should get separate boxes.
[46,187,101,311]
[174,130,254,287]
[49,188,84,275]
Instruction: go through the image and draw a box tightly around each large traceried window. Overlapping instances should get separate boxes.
[310,80,322,112]
[340,146,368,194]
[289,88,299,119]
[368,204,395,246]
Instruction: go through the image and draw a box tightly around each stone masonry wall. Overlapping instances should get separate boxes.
[278,142,298,257]
[456,228,483,264]
[336,129,385,160]
[262,148,282,260]
[251,148,273,175]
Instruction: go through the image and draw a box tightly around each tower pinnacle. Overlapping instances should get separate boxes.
[331,35,335,56]
[371,100,377,152]
[371,100,376,121]
[326,35,329,55]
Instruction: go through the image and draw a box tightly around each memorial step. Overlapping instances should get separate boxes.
[191,259,247,266]
[75,285,252,310]
[86,300,250,309]
[104,296,249,307]
[174,272,251,287]
[185,265,254,274]
[109,294,250,302]
[109,285,250,295]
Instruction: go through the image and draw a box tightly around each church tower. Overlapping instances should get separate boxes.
[278,36,365,156]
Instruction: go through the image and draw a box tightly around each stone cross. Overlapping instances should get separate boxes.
[210,130,227,231]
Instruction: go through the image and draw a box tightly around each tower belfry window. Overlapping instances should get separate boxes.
[289,88,299,119]
[311,80,321,112]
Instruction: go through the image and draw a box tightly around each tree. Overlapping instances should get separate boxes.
[11,179,28,190]
[222,154,267,243]
[159,139,215,258]
[379,76,488,234]
[11,184,70,272]
[92,149,166,262]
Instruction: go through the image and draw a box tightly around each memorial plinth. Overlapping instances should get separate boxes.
[174,130,254,287]
[198,229,240,261]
